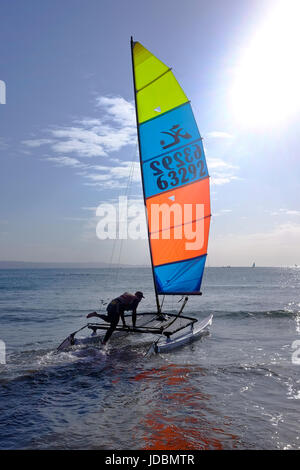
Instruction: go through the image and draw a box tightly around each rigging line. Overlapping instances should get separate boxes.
[99,160,135,298]
[114,143,139,285]
[115,151,136,279]
[163,296,189,331]
[98,143,138,309]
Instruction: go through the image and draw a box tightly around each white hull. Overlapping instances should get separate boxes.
[155,314,213,353]
[57,313,159,351]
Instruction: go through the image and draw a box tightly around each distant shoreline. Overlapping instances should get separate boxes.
[0,261,150,269]
[0,261,296,269]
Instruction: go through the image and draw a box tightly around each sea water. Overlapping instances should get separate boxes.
[0,267,299,449]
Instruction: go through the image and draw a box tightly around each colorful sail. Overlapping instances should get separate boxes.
[131,40,211,295]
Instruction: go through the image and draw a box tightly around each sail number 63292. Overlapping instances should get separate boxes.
[149,144,206,191]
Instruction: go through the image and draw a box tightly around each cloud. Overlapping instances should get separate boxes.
[204,130,239,186]
[82,173,109,182]
[50,133,108,157]
[210,175,240,186]
[206,131,234,139]
[110,161,140,182]
[23,139,54,147]
[81,206,98,212]
[96,96,136,127]
[271,208,300,216]
[23,96,137,158]
[206,156,239,186]
[0,138,9,150]
[23,95,239,190]
[22,95,141,190]
[45,156,85,168]
[81,161,141,189]
[206,157,237,170]
[213,209,233,216]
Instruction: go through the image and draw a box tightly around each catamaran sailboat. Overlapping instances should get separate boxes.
[57,38,213,353]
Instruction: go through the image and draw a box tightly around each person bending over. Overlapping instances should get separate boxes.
[87,291,145,344]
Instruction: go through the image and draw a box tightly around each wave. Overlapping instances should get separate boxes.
[214,309,300,319]
[0,344,110,386]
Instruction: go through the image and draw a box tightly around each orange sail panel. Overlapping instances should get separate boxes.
[132,40,211,294]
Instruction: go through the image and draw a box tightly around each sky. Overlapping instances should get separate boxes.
[0,0,300,267]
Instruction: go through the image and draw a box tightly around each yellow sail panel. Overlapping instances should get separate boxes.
[133,42,169,90]
[133,42,189,124]
[137,73,189,123]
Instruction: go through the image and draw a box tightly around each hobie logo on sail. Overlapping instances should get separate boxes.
[160,124,191,149]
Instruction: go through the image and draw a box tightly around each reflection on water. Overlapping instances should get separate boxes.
[133,365,239,450]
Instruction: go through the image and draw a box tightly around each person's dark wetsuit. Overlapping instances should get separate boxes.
[87,291,144,344]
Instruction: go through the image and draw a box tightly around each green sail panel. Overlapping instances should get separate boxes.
[133,42,169,90]
[133,42,189,124]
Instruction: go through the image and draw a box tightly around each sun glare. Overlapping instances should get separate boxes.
[231,0,300,128]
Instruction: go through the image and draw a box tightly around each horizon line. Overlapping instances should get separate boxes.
[0,260,297,269]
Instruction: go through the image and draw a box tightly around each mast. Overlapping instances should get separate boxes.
[130,36,161,314]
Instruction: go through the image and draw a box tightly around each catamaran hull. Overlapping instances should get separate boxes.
[155,314,213,353]
[57,313,160,351]
[57,313,213,353]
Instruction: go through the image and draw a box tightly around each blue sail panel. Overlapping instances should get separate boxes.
[139,102,208,199]
[139,102,200,162]
[154,255,207,294]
